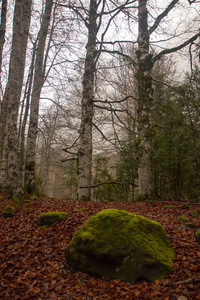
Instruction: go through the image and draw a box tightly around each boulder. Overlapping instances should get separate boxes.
[189,209,199,218]
[2,206,14,217]
[196,229,200,244]
[64,209,175,284]
[37,212,66,228]
[180,204,189,209]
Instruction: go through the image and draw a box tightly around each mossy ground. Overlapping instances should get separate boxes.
[64,209,175,284]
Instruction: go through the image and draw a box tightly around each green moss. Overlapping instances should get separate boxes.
[39,225,50,230]
[196,229,200,243]
[2,206,14,217]
[177,215,189,222]
[183,222,196,229]
[163,205,172,209]
[180,203,189,209]
[30,195,38,201]
[37,212,67,228]
[189,209,199,218]
[64,209,175,284]
[80,208,88,212]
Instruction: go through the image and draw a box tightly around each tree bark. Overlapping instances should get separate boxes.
[24,0,53,194]
[0,0,32,196]
[77,0,98,200]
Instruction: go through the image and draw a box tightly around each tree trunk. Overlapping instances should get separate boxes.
[136,0,153,196]
[24,0,53,194]
[0,0,32,196]
[77,0,97,201]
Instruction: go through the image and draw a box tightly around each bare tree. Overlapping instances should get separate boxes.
[24,0,54,194]
[135,0,199,196]
[62,0,137,200]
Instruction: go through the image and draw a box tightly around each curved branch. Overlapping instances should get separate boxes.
[148,0,179,35]
[153,32,200,62]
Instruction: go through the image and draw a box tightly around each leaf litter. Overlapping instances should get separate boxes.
[0,194,200,299]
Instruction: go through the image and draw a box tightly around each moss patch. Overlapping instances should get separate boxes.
[37,212,66,228]
[189,209,199,218]
[177,215,189,222]
[2,206,14,217]
[64,209,175,284]
[80,208,88,212]
[196,229,200,244]
[180,203,190,209]
[183,222,196,229]
[163,205,172,209]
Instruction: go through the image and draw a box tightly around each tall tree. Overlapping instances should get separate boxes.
[66,0,136,200]
[77,0,98,200]
[24,0,54,194]
[135,0,199,196]
[0,0,32,196]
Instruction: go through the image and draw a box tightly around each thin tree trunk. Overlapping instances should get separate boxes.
[24,0,53,194]
[0,0,32,196]
[0,0,7,78]
[77,0,97,201]
[18,41,37,184]
[136,0,153,196]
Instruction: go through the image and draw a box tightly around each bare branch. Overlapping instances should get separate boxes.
[94,95,135,104]
[148,0,179,35]
[97,49,137,66]
[79,182,122,189]
[153,32,200,62]
[92,122,116,146]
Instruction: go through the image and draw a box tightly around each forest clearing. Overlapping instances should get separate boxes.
[0,194,200,299]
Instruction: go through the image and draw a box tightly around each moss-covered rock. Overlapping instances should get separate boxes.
[189,209,199,218]
[183,222,196,229]
[64,209,175,284]
[37,212,66,228]
[177,215,189,222]
[2,206,14,217]
[163,205,172,209]
[196,229,200,244]
[180,203,189,209]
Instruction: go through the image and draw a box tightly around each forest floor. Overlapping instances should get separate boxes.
[0,193,200,300]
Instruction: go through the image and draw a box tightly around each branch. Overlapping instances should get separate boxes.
[94,103,129,113]
[97,49,137,66]
[61,157,77,162]
[92,122,116,146]
[188,0,199,4]
[163,277,200,286]
[79,182,122,189]
[94,95,135,104]
[96,0,137,63]
[96,40,137,45]
[148,0,179,35]
[56,3,89,28]
[153,32,200,62]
